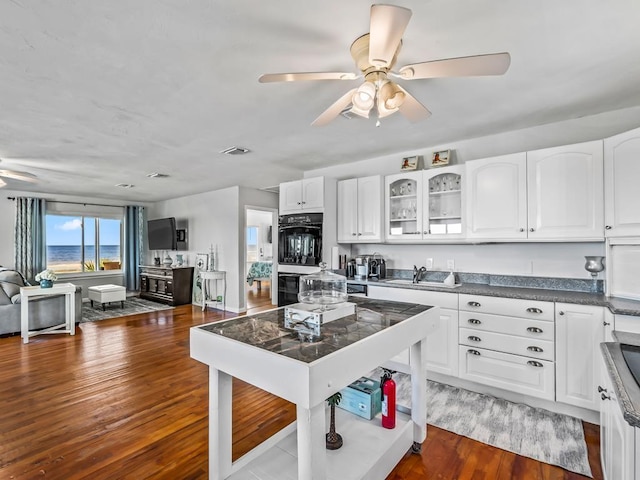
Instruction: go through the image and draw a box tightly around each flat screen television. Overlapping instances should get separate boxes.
[148,217,177,251]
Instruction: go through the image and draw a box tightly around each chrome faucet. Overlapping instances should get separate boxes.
[413,265,427,284]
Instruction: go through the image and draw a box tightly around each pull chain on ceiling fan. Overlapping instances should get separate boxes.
[259,4,511,126]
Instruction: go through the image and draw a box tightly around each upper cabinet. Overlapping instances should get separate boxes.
[279,177,325,213]
[337,175,383,243]
[604,127,640,237]
[527,140,604,240]
[465,141,604,241]
[423,166,464,239]
[385,171,423,241]
[466,153,528,239]
[384,166,464,242]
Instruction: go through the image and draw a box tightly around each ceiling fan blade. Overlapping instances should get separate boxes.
[0,178,6,188]
[312,88,358,127]
[398,52,511,80]
[0,169,38,183]
[259,72,358,83]
[396,86,431,122]
[369,4,412,68]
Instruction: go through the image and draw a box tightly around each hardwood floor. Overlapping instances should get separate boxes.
[0,291,603,480]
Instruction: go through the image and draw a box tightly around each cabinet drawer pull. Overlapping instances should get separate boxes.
[527,360,543,368]
[357,233,362,236]
[527,346,543,353]
[527,327,543,334]
[597,385,607,393]
[467,318,482,325]
[467,335,482,342]
[352,233,357,236]
[601,392,611,401]
[605,225,612,230]
[297,202,302,205]
[526,307,543,314]
[467,349,481,356]
[467,301,481,308]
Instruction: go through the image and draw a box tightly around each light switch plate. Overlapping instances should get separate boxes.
[426,258,433,269]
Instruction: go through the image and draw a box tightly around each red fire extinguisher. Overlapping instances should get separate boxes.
[381,369,396,429]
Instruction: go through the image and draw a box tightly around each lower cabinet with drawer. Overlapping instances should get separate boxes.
[458,293,556,401]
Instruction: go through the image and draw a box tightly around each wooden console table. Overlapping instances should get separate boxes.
[20,283,76,344]
[190,297,439,480]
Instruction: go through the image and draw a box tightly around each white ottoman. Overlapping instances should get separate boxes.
[88,284,126,311]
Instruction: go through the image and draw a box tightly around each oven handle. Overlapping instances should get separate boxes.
[279,225,322,231]
[278,273,302,278]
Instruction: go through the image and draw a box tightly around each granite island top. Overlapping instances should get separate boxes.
[602,331,640,427]
[196,296,432,364]
[348,277,640,316]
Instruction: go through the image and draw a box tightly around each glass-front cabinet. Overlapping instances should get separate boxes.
[423,165,464,239]
[385,171,423,241]
[385,166,464,242]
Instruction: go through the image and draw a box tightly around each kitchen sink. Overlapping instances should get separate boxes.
[384,279,461,288]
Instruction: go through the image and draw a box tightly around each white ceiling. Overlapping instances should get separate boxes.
[1,0,640,202]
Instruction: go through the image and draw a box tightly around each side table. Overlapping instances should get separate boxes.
[201,270,226,312]
[20,283,76,344]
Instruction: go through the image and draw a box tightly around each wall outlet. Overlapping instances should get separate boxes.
[425,258,433,270]
[447,259,455,271]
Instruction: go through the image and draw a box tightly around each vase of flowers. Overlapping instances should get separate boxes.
[35,269,58,288]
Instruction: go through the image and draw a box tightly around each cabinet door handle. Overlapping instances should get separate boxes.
[559,311,565,315]
[527,360,543,368]
[601,392,611,401]
[352,233,357,236]
[297,202,302,205]
[467,301,481,308]
[529,228,535,232]
[467,335,482,342]
[468,318,482,325]
[527,327,543,334]
[301,201,306,205]
[357,233,362,236]
[519,228,524,232]
[605,225,612,230]
[603,321,611,326]
[527,346,543,353]
[423,231,428,235]
[597,385,607,393]
[526,307,543,314]
[467,349,481,356]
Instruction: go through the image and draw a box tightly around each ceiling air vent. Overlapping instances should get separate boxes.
[220,146,250,155]
[147,172,169,178]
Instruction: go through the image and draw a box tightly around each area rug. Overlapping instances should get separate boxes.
[80,297,174,322]
[369,368,592,477]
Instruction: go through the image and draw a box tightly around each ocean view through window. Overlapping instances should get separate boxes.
[46,215,122,274]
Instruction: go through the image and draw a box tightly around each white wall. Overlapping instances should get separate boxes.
[246,209,273,261]
[149,185,278,312]
[302,109,631,279]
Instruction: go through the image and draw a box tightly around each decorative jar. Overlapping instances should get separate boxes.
[40,279,53,288]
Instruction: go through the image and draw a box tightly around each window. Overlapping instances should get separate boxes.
[46,215,122,274]
[246,226,259,263]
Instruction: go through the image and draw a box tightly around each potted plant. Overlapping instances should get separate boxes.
[326,392,343,450]
[35,269,58,288]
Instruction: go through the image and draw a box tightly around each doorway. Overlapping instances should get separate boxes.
[245,208,276,309]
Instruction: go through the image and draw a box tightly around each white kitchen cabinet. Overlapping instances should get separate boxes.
[555,303,604,411]
[423,165,464,239]
[367,286,458,377]
[604,126,640,237]
[526,140,604,240]
[465,153,528,239]
[279,176,325,213]
[458,294,556,400]
[385,171,423,241]
[599,353,636,480]
[337,175,382,243]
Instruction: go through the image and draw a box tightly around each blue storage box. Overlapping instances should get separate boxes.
[337,376,382,420]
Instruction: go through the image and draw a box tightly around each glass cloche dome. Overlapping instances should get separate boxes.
[298,262,347,309]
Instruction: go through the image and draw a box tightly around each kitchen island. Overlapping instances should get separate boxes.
[190,297,440,480]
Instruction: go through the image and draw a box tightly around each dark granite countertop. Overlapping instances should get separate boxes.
[601,331,640,427]
[348,277,640,316]
[197,297,433,364]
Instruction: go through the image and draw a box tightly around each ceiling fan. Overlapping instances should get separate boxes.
[259,4,511,126]
[0,159,38,188]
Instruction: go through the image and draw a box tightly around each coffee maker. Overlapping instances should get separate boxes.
[354,254,386,280]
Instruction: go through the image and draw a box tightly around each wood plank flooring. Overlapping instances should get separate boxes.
[0,291,603,479]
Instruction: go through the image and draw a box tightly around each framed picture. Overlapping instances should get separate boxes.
[431,150,450,167]
[401,156,419,171]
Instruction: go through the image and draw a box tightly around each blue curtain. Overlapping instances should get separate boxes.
[14,197,47,282]
[124,205,145,291]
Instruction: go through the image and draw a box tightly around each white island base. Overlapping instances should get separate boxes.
[228,409,414,480]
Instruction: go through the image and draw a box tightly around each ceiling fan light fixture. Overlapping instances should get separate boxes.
[352,81,376,111]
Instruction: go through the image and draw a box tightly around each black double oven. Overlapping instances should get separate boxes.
[277,213,323,306]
